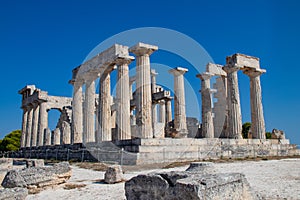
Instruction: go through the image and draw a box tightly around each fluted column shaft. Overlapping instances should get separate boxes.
[83,77,96,143]
[25,106,33,147]
[20,108,28,148]
[151,69,158,133]
[72,81,83,144]
[159,100,166,124]
[116,58,132,140]
[165,99,172,123]
[244,68,266,139]
[169,67,188,137]
[31,103,39,147]
[38,102,48,146]
[98,70,113,142]
[223,66,243,139]
[197,73,214,138]
[130,43,157,138]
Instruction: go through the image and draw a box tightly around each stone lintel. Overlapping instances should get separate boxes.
[206,63,227,76]
[226,53,260,69]
[18,85,36,95]
[152,90,171,103]
[113,55,135,65]
[169,67,188,76]
[129,42,158,56]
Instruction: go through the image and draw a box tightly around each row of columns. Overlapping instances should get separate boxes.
[21,101,48,148]
[197,57,266,139]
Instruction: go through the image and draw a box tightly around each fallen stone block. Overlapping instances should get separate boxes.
[26,159,44,168]
[0,158,13,186]
[104,165,124,184]
[2,162,71,193]
[125,163,259,200]
[0,187,28,200]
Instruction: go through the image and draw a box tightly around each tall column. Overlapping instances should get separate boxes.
[151,69,158,132]
[169,67,188,137]
[71,80,84,144]
[130,43,158,138]
[223,65,243,139]
[98,66,115,142]
[116,57,133,140]
[159,100,166,124]
[31,103,39,147]
[197,72,214,138]
[38,101,48,146]
[165,98,172,123]
[243,68,266,139]
[25,106,33,147]
[20,108,28,148]
[83,75,96,143]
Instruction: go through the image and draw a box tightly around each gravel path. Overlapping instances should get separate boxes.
[26,159,300,200]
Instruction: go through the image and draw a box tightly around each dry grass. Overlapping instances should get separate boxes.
[74,162,109,171]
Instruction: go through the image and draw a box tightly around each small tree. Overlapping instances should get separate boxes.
[242,122,251,139]
[0,130,21,151]
[265,132,272,139]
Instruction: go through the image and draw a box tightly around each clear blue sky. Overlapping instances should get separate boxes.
[0,0,299,145]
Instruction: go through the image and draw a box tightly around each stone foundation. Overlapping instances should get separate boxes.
[13,138,299,165]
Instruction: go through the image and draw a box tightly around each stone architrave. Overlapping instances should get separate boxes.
[71,80,84,144]
[130,43,158,138]
[83,75,97,143]
[116,56,134,140]
[159,100,166,124]
[223,63,243,139]
[243,67,266,139]
[98,66,115,142]
[20,108,28,148]
[169,67,188,137]
[197,72,214,138]
[38,101,48,146]
[25,106,33,147]
[31,103,40,147]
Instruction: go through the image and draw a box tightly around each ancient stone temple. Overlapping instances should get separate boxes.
[17,42,299,164]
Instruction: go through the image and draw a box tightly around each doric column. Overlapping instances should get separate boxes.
[165,98,172,123]
[98,66,115,142]
[61,121,71,144]
[31,103,39,147]
[25,106,33,147]
[53,128,61,145]
[243,67,266,139]
[197,72,214,138]
[223,65,243,139]
[151,69,158,132]
[130,43,158,138]
[38,101,48,146]
[20,108,28,148]
[44,128,51,146]
[116,57,134,140]
[83,75,97,143]
[169,67,188,137]
[159,100,166,124]
[71,80,84,144]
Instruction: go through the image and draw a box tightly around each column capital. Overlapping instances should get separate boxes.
[69,78,84,86]
[196,72,214,81]
[169,67,188,76]
[243,67,266,78]
[114,56,134,66]
[158,99,166,105]
[129,42,158,56]
[222,64,241,74]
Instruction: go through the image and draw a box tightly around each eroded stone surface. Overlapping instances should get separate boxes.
[0,187,28,200]
[104,165,124,184]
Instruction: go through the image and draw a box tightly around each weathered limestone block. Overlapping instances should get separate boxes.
[104,165,124,184]
[185,162,215,174]
[25,159,44,168]
[125,162,258,200]
[0,187,28,200]
[0,158,13,185]
[2,162,71,193]
[271,129,285,140]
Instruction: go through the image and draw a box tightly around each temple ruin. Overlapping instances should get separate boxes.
[17,42,298,164]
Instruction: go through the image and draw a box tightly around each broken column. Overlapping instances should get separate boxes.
[116,56,134,140]
[243,67,266,139]
[197,72,214,138]
[130,43,158,138]
[83,74,97,143]
[169,67,188,138]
